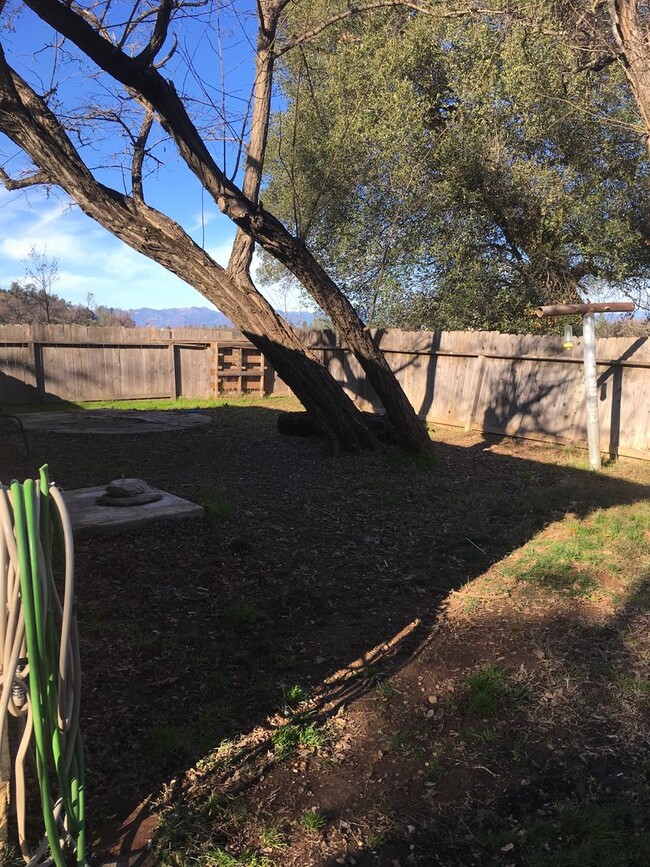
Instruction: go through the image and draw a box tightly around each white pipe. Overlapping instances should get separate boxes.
[582,312,602,470]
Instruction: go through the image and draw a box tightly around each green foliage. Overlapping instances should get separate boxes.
[502,505,650,598]
[283,683,308,709]
[523,800,650,867]
[271,721,323,761]
[262,3,650,333]
[194,485,235,525]
[300,809,326,833]
[462,664,510,714]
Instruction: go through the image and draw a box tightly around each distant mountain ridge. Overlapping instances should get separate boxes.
[128,306,314,328]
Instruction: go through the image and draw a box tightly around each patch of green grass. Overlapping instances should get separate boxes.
[383,445,438,471]
[283,684,307,709]
[259,825,287,852]
[387,731,420,757]
[199,848,273,867]
[195,484,235,525]
[502,504,650,600]
[523,800,650,866]
[462,664,512,715]
[300,809,326,833]
[376,680,398,704]
[271,721,323,761]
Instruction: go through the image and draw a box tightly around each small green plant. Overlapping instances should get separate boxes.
[198,848,273,867]
[376,679,398,712]
[284,683,307,709]
[272,721,323,761]
[145,723,184,763]
[463,664,507,715]
[423,756,443,785]
[387,731,419,757]
[195,484,235,525]
[300,809,326,833]
[366,831,388,849]
[259,825,287,852]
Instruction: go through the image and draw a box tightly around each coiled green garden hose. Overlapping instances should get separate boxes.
[0,466,85,866]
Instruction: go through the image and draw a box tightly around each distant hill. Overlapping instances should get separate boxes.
[129,306,314,328]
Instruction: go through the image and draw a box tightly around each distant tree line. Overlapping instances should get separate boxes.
[0,283,135,327]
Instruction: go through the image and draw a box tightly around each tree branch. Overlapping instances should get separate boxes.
[0,166,54,189]
[132,109,154,201]
[136,0,174,66]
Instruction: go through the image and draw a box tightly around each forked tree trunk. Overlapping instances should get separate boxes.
[19,0,432,454]
[0,52,376,452]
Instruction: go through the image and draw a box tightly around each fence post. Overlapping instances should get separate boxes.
[465,353,486,432]
[168,342,178,400]
[582,312,602,470]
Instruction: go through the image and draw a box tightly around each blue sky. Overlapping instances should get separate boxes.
[0,2,302,313]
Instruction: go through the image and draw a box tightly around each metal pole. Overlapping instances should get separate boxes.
[582,312,601,470]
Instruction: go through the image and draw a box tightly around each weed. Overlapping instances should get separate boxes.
[376,680,398,702]
[462,664,507,715]
[462,726,499,746]
[195,484,234,525]
[283,684,307,709]
[366,831,388,849]
[387,731,420,757]
[423,756,443,784]
[145,723,184,763]
[199,848,273,866]
[272,722,323,761]
[259,825,287,852]
[523,800,650,866]
[300,809,326,833]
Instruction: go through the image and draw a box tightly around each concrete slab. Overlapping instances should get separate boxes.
[20,410,211,435]
[62,485,203,537]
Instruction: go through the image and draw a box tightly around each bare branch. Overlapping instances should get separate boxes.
[132,109,154,201]
[0,166,54,190]
[136,0,174,66]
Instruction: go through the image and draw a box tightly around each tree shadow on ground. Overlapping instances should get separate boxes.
[0,403,647,865]
[319,573,650,866]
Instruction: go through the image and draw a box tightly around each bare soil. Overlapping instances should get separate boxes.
[1,398,648,867]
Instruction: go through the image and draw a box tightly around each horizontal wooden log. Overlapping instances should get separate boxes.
[277,411,399,444]
[535,302,635,317]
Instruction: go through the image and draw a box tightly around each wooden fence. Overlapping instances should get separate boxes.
[1,324,648,459]
[304,328,650,460]
[0,324,274,404]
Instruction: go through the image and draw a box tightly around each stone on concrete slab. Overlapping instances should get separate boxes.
[62,485,203,537]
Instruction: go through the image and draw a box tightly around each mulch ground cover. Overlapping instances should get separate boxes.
[1,397,648,867]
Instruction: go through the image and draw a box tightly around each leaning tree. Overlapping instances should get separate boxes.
[0,0,433,453]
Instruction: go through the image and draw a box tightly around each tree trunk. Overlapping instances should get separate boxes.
[21,0,431,453]
[0,50,376,452]
[610,0,650,155]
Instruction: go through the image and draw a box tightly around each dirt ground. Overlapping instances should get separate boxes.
[0,398,648,867]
